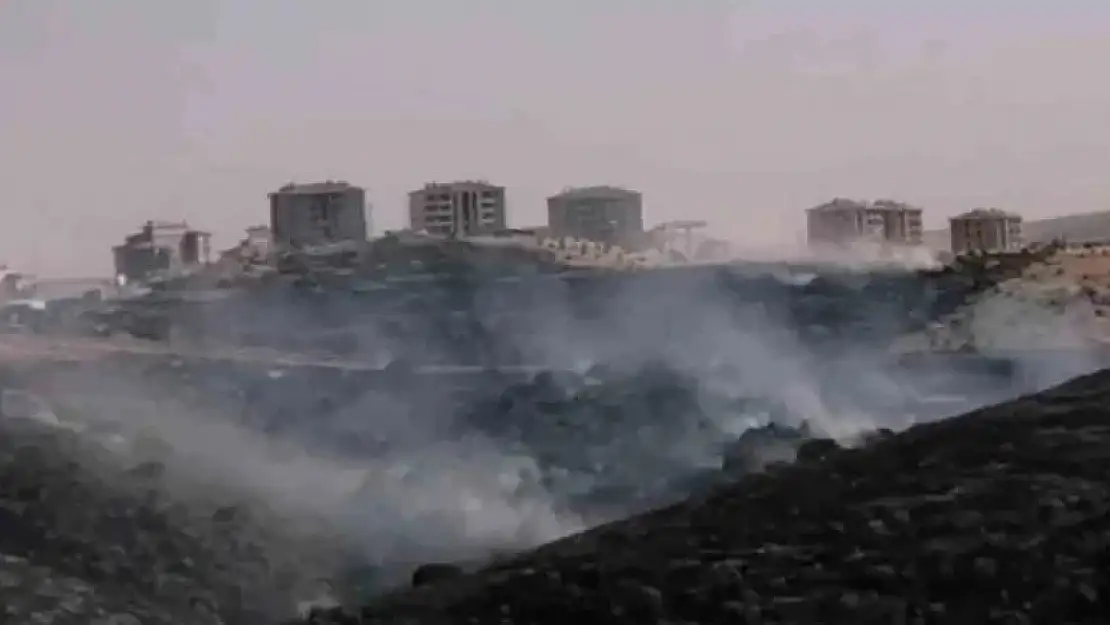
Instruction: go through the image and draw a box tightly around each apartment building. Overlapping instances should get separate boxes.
[408,180,507,237]
[111,220,211,282]
[268,181,368,250]
[806,198,924,246]
[950,208,1023,254]
[546,186,644,248]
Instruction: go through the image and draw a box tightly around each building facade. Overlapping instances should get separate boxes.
[244,225,272,253]
[806,198,924,246]
[0,269,31,301]
[546,186,644,248]
[268,181,368,250]
[408,180,507,237]
[112,220,211,282]
[950,208,1023,254]
[218,225,273,267]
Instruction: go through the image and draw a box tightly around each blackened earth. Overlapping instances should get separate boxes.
[314,368,1110,624]
[0,257,1100,624]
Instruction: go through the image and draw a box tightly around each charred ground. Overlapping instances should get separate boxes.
[312,367,1110,624]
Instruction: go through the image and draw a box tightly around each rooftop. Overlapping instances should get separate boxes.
[807,198,922,213]
[548,185,640,200]
[147,220,190,231]
[412,180,502,193]
[871,198,921,212]
[272,181,358,195]
[952,208,1022,221]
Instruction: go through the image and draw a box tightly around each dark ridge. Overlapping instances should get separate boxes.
[11,249,1050,352]
[305,367,1110,624]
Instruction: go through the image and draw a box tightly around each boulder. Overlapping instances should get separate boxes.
[411,563,464,589]
[795,437,840,463]
[720,421,812,474]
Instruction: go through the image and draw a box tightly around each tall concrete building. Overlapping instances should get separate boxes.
[268,181,368,250]
[408,180,507,237]
[806,198,924,246]
[950,208,1023,254]
[547,186,644,248]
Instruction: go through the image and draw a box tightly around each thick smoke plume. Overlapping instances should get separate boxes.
[8,257,1105,609]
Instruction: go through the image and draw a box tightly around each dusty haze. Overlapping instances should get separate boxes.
[2,1,1109,277]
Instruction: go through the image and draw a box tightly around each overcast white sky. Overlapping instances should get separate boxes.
[2,1,1109,276]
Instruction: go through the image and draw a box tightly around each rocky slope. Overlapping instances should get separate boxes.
[0,405,354,624]
[898,248,1110,354]
[306,367,1110,624]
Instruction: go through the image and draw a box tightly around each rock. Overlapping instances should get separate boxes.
[93,614,143,625]
[857,428,895,446]
[211,505,239,523]
[721,421,811,474]
[796,437,840,463]
[411,563,464,588]
[613,579,664,620]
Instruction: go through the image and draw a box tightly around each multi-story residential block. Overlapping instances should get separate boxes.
[950,208,1023,254]
[806,198,924,246]
[546,186,644,248]
[408,180,507,237]
[268,181,368,250]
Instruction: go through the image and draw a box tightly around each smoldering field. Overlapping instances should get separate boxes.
[3,262,1105,618]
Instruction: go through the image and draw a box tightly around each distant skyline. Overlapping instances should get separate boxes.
[2,1,1109,276]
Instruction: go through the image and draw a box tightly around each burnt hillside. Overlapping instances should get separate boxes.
[313,367,1110,624]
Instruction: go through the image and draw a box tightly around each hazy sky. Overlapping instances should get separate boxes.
[2,1,1109,276]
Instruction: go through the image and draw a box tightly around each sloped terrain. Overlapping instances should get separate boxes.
[307,368,1110,624]
[0,406,352,624]
[2,257,1100,624]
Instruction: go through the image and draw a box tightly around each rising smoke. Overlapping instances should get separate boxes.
[7,255,1105,613]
